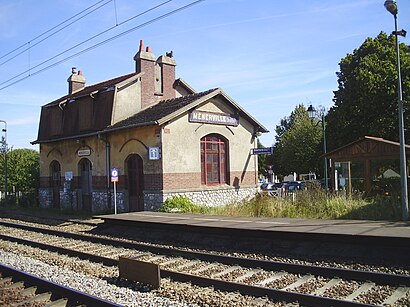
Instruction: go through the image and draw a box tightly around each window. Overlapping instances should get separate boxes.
[49,160,61,186]
[201,134,227,185]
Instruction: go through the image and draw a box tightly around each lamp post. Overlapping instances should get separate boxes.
[307,105,328,192]
[0,120,7,205]
[384,0,408,221]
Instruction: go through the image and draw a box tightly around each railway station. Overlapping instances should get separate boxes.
[32,40,268,213]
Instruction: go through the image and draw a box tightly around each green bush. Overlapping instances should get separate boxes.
[160,196,208,213]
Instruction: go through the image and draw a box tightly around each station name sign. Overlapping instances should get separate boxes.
[77,148,91,157]
[251,147,273,155]
[189,110,239,126]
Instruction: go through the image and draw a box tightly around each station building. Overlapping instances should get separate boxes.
[32,40,268,212]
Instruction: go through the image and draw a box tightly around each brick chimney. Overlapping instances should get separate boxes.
[134,40,156,109]
[157,51,176,100]
[67,67,86,95]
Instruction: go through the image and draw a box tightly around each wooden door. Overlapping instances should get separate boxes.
[50,161,61,209]
[127,154,144,211]
[79,159,92,211]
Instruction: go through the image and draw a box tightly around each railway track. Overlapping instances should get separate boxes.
[0,263,121,306]
[0,219,409,306]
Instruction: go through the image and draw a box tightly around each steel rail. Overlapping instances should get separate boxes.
[1,220,409,286]
[0,233,373,307]
[0,263,121,306]
[0,210,100,227]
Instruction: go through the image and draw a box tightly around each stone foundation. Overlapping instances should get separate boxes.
[144,186,257,211]
[39,186,257,212]
[38,188,53,209]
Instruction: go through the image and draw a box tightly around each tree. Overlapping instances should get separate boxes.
[274,104,322,176]
[0,148,39,205]
[257,139,268,177]
[326,32,410,150]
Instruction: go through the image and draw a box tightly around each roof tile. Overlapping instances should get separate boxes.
[107,88,217,130]
[45,72,137,107]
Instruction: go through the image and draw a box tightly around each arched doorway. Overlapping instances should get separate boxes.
[78,158,92,211]
[126,154,144,211]
[49,160,61,208]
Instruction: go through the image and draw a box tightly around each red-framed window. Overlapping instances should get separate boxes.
[201,134,227,185]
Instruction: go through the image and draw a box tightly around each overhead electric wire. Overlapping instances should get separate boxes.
[0,0,110,61]
[0,0,173,87]
[0,0,113,67]
[0,0,204,91]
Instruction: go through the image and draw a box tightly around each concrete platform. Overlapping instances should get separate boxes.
[96,212,410,239]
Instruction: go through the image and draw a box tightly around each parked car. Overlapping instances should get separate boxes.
[283,181,305,192]
[260,182,284,196]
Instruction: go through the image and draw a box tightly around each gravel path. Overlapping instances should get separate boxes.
[0,249,188,307]
[0,240,277,306]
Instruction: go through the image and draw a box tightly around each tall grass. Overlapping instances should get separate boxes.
[204,189,403,221]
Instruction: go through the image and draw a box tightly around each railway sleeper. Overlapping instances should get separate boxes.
[0,276,14,287]
[44,297,69,307]
[190,262,220,274]
[255,271,287,287]
[344,282,376,301]
[312,278,342,295]
[13,291,52,306]
[234,268,263,282]
[382,286,409,305]
[283,274,315,291]
[211,266,241,278]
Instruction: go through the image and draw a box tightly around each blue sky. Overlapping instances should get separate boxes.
[0,0,409,150]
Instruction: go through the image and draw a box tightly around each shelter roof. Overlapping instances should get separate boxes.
[325,136,410,161]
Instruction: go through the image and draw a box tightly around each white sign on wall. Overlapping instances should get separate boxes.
[65,171,73,181]
[77,148,91,156]
[148,147,161,160]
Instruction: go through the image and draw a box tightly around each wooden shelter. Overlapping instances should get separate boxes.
[324,136,410,194]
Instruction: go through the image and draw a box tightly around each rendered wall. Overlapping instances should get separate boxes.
[161,96,258,191]
[111,80,142,124]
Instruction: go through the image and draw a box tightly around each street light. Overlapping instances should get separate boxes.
[0,120,7,205]
[384,0,408,221]
[307,105,328,192]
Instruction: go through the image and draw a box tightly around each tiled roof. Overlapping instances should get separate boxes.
[106,88,217,131]
[45,72,138,107]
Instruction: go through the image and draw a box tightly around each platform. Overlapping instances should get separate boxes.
[95,212,410,264]
[96,212,410,240]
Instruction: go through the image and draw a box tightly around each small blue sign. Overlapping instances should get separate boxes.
[111,168,119,182]
[251,147,273,155]
[148,147,161,160]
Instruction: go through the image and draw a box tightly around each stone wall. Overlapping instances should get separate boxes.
[40,186,256,212]
[38,188,53,209]
[38,187,127,213]
[144,186,257,211]
[60,190,78,211]
[109,191,127,213]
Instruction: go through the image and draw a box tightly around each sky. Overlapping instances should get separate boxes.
[0,0,409,150]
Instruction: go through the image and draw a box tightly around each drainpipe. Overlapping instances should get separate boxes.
[99,134,111,209]
[106,141,111,209]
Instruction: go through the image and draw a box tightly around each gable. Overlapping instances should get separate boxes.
[196,97,235,114]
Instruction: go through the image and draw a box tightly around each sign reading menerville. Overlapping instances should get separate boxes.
[251,147,273,155]
[189,110,239,126]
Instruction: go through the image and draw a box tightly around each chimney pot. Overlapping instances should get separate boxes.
[139,40,144,52]
[67,68,86,95]
[146,46,151,52]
